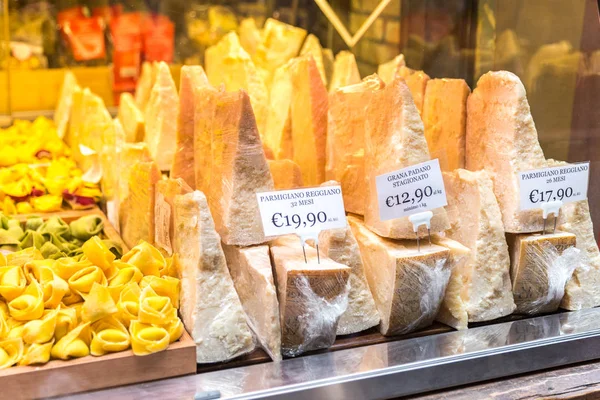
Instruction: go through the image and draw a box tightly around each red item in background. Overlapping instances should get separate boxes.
[63,17,107,61]
[57,6,85,26]
[92,6,113,23]
[111,13,142,93]
[142,15,174,63]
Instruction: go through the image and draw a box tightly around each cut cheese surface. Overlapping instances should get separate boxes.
[329,51,361,93]
[300,34,328,86]
[268,159,303,190]
[327,75,384,213]
[135,61,158,112]
[290,56,328,186]
[396,66,430,115]
[507,232,576,314]
[269,242,349,356]
[171,65,210,188]
[443,169,516,322]
[117,92,145,143]
[238,18,261,57]
[207,89,274,246]
[349,216,450,336]
[116,142,153,214]
[54,71,79,139]
[466,71,548,233]
[173,191,255,363]
[377,54,405,84]
[120,161,161,249]
[205,32,269,134]
[423,78,470,171]
[318,223,379,335]
[155,178,193,255]
[144,61,179,171]
[364,77,449,238]
[264,60,294,160]
[193,85,221,195]
[222,244,282,361]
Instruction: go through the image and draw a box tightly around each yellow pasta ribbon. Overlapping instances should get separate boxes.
[82,236,116,272]
[24,261,69,308]
[116,283,140,328]
[140,275,180,308]
[50,322,91,360]
[0,306,8,339]
[161,254,181,278]
[0,253,6,267]
[52,258,93,281]
[61,289,83,306]
[0,265,27,301]
[138,287,174,326]
[18,340,54,366]
[129,321,169,356]
[16,202,33,214]
[8,281,44,321]
[0,337,24,369]
[55,307,78,341]
[31,195,63,212]
[160,309,184,344]
[68,266,107,297]
[81,283,118,323]
[121,241,165,277]
[107,265,143,302]
[22,308,59,344]
[6,248,44,267]
[90,316,130,356]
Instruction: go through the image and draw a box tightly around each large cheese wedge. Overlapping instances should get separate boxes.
[116,142,153,211]
[193,85,221,195]
[68,89,112,164]
[268,159,303,190]
[300,34,329,86]
[171,65,210,188]
[348,216,450,336]
[549,159,600,310]
[144,61,179,171]
[431,235,472,330]
[98,116,123,201]
[155,178,193,256]
[327,75,384,213]
[117,92,145,143]
[205,32,269,134]
[208,89,274,246]
[55,71,79,139]
[290,56,328,185]
[396,66,430,115]
[222,244,282,361]
[443,169,516,322]
[120,161,161,249]
[135,61,158,112]
[252,18,307,88]
[422,78,470,171]
[173,191,255,363]
[466,71,548,233]
[507,231,577,314]
[263,60,294,160]
[318,223,379,335]
[65,85,84,149]
[238,18,261,57]
[377,54,405,84]
[269,242,350,356]
[329,51,361,93]
[364,77,449,238]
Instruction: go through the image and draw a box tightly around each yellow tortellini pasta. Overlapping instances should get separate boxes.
[82,236,116,274]
[18,340,54,366]
[52,258,93,281]
[116,283,141,328]
[22,308,59,344]
[107,265,143,302]
[24,261,69,308]
[8,282,44,321]
[0,337,24,369]
[140,276,180,308]
[0,265,27,301]
[55,307,78,341]
[6,248,44,267]
[68,266,107,297]
[121,241,165,277]
[129,321,170,356]
[138,287,174,326]
[50,322,91,360]
[90,316,130,356]
[81,283,117,323]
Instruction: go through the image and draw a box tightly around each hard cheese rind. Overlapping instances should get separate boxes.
[443,169,516,322]
[223,244,282,361]
[173,191,255,363]
[364,78,449,238]
[349,216,450,336]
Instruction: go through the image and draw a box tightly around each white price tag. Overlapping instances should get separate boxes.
[376,159,447,221]
[518,162,590,211]
[256,186,347,237]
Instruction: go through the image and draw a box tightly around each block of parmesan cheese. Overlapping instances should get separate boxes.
[264,60,294,160]
[222,244,282,361]
[290,56,328,185]
[431,235,471,330]
[329,51,361,93]
[69,89,112,163]
[300,34,329,86]
[318,223,380,335]
[396,66,430,115]
[377,54,405,84]
[173,191,255,363]
[422,78,470,171]
[65,85,84,149]
[193,85,221,195]
[348,216,451,336]
[54,71,78,139]
[135,61,158,112]
[116,142,153,211]
[507,232,577,314]
[208,89,274,246]
[171,65,210,188]
[270,243,350,356]
[144,61,179,171]
[117,92,145,143]
[268,159,303,190]
[443,169,516,322]
[155,178,193,255]
[327,75,384,213]
[466,71,548,233]
[205,32,269,134]
[120,161,161,249]
[238,17,261,57]
[364,78,449,238]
